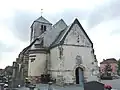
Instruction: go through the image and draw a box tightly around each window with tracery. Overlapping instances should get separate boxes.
[58,46,63,59]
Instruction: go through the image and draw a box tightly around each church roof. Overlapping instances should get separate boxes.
[50,25,70,47]
[53,19,67,28]
[50,18,93,48]
[35,16,52,25]
[29,17,93,50]
[43,19,68,47]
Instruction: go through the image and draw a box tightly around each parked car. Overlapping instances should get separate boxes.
[100,73,113,80]
[112,75,120,79]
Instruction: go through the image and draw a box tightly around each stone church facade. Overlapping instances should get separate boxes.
[27,16,99,85]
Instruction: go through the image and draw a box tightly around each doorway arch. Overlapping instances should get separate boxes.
[75,67,84,85]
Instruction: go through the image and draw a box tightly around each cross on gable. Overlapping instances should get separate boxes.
[41,9,43,16]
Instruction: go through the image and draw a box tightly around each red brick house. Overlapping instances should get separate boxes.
[100,58,118,76]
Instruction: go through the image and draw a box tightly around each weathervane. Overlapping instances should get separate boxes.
[41,9,43,16]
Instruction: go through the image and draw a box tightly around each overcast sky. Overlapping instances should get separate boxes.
[0,0,120,68]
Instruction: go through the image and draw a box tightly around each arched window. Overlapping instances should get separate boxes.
[58,46,63,59]
[41,25,46,33]
[44,26,46,31]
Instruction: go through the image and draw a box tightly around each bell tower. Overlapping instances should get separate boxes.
[30,10,52,43]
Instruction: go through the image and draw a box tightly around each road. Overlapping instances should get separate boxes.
[18,84,84,90]
[101,79,120,90]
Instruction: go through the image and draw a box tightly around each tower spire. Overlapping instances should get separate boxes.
[41,9,43,16]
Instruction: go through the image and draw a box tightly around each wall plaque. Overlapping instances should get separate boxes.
[76,55,82,65]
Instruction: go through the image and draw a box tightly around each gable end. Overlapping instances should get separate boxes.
[49,18,93,49]
[60,18,93,48]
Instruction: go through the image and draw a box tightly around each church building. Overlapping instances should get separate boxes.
[27,16,99,85]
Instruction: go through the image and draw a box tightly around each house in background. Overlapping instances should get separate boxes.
[100,58,118,76]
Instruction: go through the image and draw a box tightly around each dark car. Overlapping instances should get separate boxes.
[100,74,113,80]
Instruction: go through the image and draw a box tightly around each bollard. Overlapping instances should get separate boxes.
[48,82,53,90]
[29,85,36,90]
[0,83,4,90]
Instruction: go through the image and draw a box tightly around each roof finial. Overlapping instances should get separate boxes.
[41,9,43,16]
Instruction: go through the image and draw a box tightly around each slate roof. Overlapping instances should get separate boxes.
[53,19,67,28]
[35,16,52,25]
[50,24,71,48]
[43,19,68,47]
[50,28,67,47]
[100,58,117,64]
[20,38,40,55]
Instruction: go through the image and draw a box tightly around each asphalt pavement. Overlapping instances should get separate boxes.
[101,79,120,90]
[7,79,120,90]
[18,84,84,90]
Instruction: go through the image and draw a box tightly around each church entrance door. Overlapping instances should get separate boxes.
[75,67,84,86]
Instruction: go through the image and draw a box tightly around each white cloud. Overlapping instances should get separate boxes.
[0,25,16,45]
[0,24,29,68]
[89,17,120,63]
[0,52,17,68]
[0,0,110,14]
[0,40,29,68]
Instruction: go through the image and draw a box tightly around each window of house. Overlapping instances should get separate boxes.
[35,44,41,48]
[58,46,63,59]
[41,25,44,33]
[44,26,46,31]
[41,25,44,30]
[34,39,44,48]
[40,40,44,46]
[29,55,36,57]
[31,58,35,62]
[41,25,46,33]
